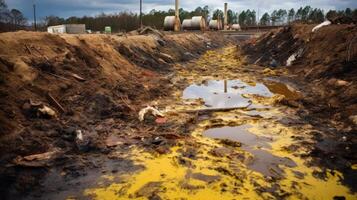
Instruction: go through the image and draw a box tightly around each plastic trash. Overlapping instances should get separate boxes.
[138,106,165,121]
[312,20,331,32]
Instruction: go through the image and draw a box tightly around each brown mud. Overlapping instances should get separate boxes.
[0,25,356,200]
[242,24,357,193]
[0,31,229,199]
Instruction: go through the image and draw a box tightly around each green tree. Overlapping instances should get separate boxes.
[301,6,312,21]
[0,0,6,8]
[227,9,237,24]
[308,8,324,23]
[288,8,295,23]
[212,9,223,20]
[0,0,9,23]
[295,7,303,20]
[271,10,278,25]
[260,12,270,25]
[326,10,338,20]
[239,11,247,26]
[345,8,352,17]
[276,9,287,24]
[45,15,65,26]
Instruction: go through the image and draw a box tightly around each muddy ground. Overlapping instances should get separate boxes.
[0,25,356,200]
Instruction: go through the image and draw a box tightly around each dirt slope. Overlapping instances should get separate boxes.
[242,24,357,186]
[0,30,228,197]
[243,24,357,127]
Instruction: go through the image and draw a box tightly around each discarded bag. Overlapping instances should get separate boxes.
[138,106,165,121]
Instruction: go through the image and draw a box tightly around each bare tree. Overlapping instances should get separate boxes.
[10,9,27,28]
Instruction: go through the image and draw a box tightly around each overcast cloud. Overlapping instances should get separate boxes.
[6,0,357,21]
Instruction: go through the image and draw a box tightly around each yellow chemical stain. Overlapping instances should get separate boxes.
[83,46,356,200]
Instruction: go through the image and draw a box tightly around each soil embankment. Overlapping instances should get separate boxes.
[0,30,229,198]
[242,24,357,188]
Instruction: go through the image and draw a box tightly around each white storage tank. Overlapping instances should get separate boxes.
[47,24,86,34]
[191,16,206,31]
[182,19,192,30]
[209,20,223,30]
[164,16,181,31]
[231,24,241,31]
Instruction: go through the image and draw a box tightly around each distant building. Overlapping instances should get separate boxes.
[47,24,86,34]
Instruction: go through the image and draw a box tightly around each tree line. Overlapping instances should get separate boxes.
[259,6,357,26]
[0,0,27,31]
[0,0,356,33]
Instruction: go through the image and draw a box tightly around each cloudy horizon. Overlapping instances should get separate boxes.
[5,0,357,21]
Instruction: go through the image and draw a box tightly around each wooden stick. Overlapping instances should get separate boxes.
[47,92,65,113]
[169,103,253,114]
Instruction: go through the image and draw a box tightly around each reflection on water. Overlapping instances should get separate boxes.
[183,80,273,108]
[203,125,296,177]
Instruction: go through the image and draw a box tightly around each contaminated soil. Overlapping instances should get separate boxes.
[0,24,356,200]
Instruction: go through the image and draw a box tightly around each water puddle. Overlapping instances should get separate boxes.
[182,80,272,108]
[203,125,296,177]
[81,47,355,200]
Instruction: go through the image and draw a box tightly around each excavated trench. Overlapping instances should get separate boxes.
[62,46,355,199]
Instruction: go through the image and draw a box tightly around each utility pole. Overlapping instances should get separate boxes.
[139,0,143,29]
[224,3,228,30]
[33,2,37,31]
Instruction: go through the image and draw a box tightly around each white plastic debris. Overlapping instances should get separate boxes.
[38,106,57,118]
[286,48,304,66]
[312,20,331,32]
[138,106,165,121]
[286,54,297,66]
[76,130,83,141]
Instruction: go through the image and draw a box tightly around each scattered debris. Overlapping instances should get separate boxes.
[155,117,167,124]
[75,130,90,151]
[312,20,331,32]
[138,106,165,121]
[105,135,123,147]
[263,68,277,76]
[47,92,65,113]
[139,26,164,38]
[286,48,303,66]
[349,115,357,125]
[13,148,63,167]
[70,73,86,82]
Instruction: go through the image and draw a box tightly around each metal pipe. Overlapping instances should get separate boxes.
[224,3,228,30]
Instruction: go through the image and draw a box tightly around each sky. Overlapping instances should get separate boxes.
[5,0,357,21]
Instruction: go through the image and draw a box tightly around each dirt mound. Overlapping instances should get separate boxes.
[243,24,357,125]
[0,31,228,198]
[242,24,357,183]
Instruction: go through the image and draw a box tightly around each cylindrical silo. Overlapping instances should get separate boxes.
[164,16,181,31]
[191,16,206,31]
[182,19,192,30]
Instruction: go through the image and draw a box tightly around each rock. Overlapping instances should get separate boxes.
[219,139,241,147]
[210,147,233,157]
[105,135,123,147]
[262,68,277,76]
[135,181,163,198]
[269,59,278,67]
[190,172,221,183]
[349,115,357,125]
[155,117,167,124]
[335,80,349,87]
[75,130,90,152]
